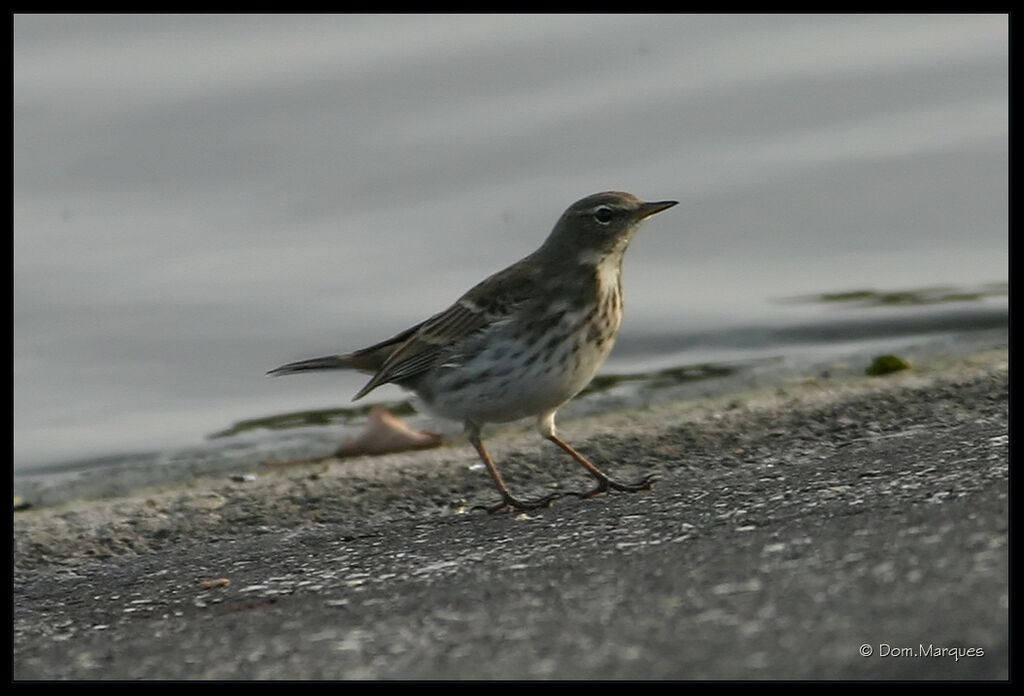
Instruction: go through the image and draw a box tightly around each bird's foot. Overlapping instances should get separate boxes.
[570,473,658,499]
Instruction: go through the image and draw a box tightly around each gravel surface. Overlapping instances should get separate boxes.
[13,347,1008,679]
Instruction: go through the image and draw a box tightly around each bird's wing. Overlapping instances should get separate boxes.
[352,260,536,400]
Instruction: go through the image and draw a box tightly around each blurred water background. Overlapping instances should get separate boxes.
[14,14,1007,495]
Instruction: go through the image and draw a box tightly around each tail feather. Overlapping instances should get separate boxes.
[267,354,362,376]
[270,321,424,379]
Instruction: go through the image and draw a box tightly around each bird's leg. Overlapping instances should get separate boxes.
[466,425,561,513]
[547,435,657,497]
[538,412,656,498]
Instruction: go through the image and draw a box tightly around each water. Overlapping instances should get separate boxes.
[14,14,1008,483]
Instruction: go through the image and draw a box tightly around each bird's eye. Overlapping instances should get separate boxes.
[593,206,614,224]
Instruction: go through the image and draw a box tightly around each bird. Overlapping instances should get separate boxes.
[269,191,678,512]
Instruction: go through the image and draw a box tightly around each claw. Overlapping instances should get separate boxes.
[575,473,658,499]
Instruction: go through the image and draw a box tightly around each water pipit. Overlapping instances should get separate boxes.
[270,191,677,511]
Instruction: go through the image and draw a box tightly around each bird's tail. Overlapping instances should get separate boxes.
[269,321,422,379]
[267,353,368,377]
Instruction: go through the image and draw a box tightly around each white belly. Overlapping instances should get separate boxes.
[419,321,616,425]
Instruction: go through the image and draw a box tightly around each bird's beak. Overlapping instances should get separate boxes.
[636,200,679,219]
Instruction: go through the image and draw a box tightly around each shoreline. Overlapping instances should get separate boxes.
[14,344,1008,678]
